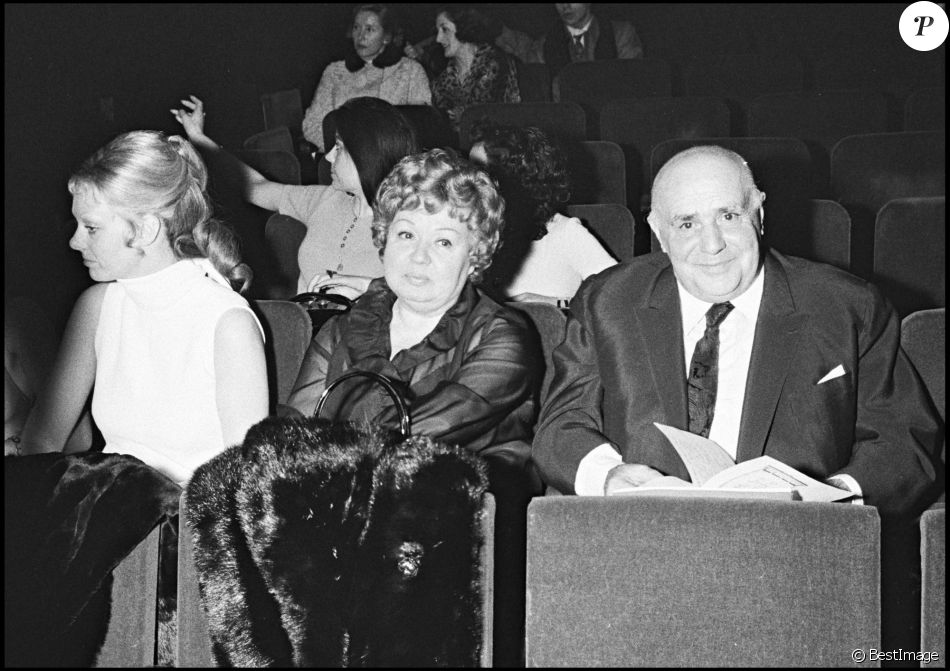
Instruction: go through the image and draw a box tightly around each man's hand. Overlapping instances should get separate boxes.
[604,463,664,495]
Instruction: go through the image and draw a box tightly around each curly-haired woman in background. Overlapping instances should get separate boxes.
[427,5,521,133]
[469,122,617,304]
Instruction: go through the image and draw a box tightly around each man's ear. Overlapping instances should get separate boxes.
[647,210,668,253]
[757,190,766,234]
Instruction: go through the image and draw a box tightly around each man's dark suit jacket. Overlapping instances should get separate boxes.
[532,250,940,515]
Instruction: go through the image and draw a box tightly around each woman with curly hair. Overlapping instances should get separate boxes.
[428,5,521,133]
[284,147,541,455]
[469,122,617,304]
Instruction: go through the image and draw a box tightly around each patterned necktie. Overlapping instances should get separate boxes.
[570,32,587,59]
[687,302,735,437]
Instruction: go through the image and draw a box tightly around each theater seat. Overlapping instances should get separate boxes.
[599,96,731,212]
[564,140,626,206]
[242,126,294,154]
[748,90,889,197]
[252,300,311,410]
[554,59,673,137]
[516,62,552,102]
[458,102,586,152]
[904,87,946,132]
[565,203,635,262]
[920,506,946,667]
[830,131,945,279]
[763,198,852,271]
[260,88,303,134]
[395,104,457,150]
[873,197,945,317]
[901,307,946,490]
[682,54,805,134]
[236,149,301,186]
[525,496,881,667]
[261,213,306,299]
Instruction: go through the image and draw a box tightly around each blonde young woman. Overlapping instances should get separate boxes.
[18,131,268,485]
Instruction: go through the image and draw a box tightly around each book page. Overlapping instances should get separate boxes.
[704,456,854,503]
[612,474,799,501]
[653,423,735,486]
[611,475,693,494]
[615,487,800,501]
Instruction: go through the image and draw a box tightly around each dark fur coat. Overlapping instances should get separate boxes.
[4,452,181,667]
[185,417,489,667]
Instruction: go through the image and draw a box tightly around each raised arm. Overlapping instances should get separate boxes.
[171,95,284,211]
[18,284,105,455]
[213,308,269,447]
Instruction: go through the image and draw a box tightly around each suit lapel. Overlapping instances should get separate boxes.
[636,264,688,427]
[736,253,805,462]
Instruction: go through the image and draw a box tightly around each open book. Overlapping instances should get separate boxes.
[613,423,855,502]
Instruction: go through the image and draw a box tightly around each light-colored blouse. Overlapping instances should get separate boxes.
[505,213,617,299]
[303,57,432,152]
[277,183,383,294]
[96,259,263,484]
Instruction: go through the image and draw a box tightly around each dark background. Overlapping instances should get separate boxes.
[3,3,935,332]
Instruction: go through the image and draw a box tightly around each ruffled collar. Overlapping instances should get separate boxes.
[116,258,222,311]
[343,41,403,73]
[344,278,480,365]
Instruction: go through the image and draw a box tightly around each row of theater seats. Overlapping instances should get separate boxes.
[238,76,944,321]
[254,176,943,324]
[515,51,943,102]
[95,304,944,666]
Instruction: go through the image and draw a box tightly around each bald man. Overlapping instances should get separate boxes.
[532,145,940,515]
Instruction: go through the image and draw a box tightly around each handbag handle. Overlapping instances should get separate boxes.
[291,292,354,310]
[314,370,412,437]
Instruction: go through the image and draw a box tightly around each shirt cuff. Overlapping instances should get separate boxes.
[575,443,623,496]
[827,474,864,505]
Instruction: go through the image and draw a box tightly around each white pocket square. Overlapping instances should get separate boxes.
[817,364,846,384]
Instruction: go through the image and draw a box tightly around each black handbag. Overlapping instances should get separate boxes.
[291,290,353,336]
[315,370,411,437]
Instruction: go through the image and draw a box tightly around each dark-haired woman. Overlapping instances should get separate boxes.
[469,123,616,304]
[429,6,521,132]
[302,4,431,153]
[175,94,419,298]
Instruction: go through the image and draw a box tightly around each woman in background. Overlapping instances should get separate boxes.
[18,130,268,485]
[175,95,418,298]
[428,5,521,133]
[302,3,431,153]
[469,122,616,304]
